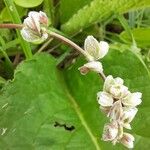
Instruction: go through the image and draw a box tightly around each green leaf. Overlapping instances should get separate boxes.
[0,6,27,22]
[4,0,32,59]
[61,0,150,35]
[0,50,150,149]
[60,0,92,24]
[120,28,150,47]
[0,53,101,150]
[14,0,43,8]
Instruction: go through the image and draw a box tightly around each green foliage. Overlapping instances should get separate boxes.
[4,0,32,59]
[60,0,92,24]
[14,0,43,8]
[0,0,150,149]
[120,28,150,47]
[0,50,149,149]
[61,0,150,35]
[0,6,27,22]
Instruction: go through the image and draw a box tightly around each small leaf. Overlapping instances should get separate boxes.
[14,0,43,8]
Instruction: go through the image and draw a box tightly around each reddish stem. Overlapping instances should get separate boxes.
[0,24,23,29]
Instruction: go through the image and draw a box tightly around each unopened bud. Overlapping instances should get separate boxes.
[108,101,123,121]
[104,75,129,99]
[102,121,118,141]
[120,133,135,149]
[121,107,138,129]
[21,11,48,44]
[78,61,103,75]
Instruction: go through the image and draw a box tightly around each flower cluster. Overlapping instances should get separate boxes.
[97,75,142,148]
[78,36,109,75]
[21,11,48,44]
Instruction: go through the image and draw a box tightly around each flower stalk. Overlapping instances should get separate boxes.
[0,24,23,29]
[47,31,94,61]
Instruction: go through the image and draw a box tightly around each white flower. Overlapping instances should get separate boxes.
[104,75,129,99]
[78,61,103,75]
[21,11,48,44]
[120,133,135,149]
[97,75,142,148]
[97,91,113,107]
[108,100,123,121]
[122,92,142,107]
[84,36,109,60]
[102,121,118,141]
[121,107,138,129]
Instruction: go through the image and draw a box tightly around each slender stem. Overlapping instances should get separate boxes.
[99,72,106,81]
[38,38,53,53]
[0,24,23,29]
[47,31,93,61]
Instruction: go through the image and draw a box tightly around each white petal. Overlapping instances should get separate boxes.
[78,61,103,75]
[120,133,135,149]
[108,100,123,120]
[21,28,38,42]
[110,84,128,99]
[122,92,142,107]
[104,75,129,99]
[114,77,124,85]
[84,36,100,60]
[98,41,109,59]
[122,107,138,124]
[97,91,113,107]
[21,27,48,44]
[27,11,41,33]
[102,121,118,141]
[103,75,114,92]
[39,11,48,25]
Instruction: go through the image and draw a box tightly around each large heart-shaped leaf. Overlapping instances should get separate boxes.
[0,50,150,149]
[0,53,101,150]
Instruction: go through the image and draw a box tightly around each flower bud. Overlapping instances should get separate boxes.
[78,61,103,75]
[21,11,48,44]
[120,133,135,149]
[102,121,118,141]
[122,92,142,107]
[108,101,123,120]
[121,107,138,129]
[97,91,113,107]
[104,75,129,99]
[84,36,109,60]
